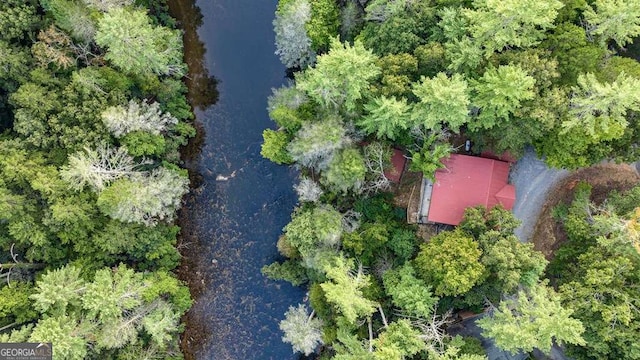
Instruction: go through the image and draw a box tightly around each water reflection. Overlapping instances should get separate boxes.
[167,0,305,359]
[169,0,219,111]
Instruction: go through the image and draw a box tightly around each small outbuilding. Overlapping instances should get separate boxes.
[415,154,516,225]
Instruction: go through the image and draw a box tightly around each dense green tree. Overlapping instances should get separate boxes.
[412,72,470,132]
[261,129,294,165]
[470,64,535,131]
[414,229,484,297]
[306,0,340,51]
[477,282,585,355]
[320,256,378,324]
[296,38,380,112]
[373,319,425,359]
[0,0,40,42]
[584,0,640,48]
[382,264,438,318]
[322,148,366,194]
[462,0,562,56]
[283,205,342,260]
[95,8,185,76]
[359,96,411,140]
[563,72,640,142]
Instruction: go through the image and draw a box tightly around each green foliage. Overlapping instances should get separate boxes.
[359,96,411,140]
[470,64,536,131]
[296,38,380,112]
[382,264,438,318]
[322,148,366,194]
[320,257,378,324]
[261,260,309,286]
[462,0,563,56]
[477,282,585,354]
[373,319,425,359]
[0,0,40,42]
[412,72,470,132]
[96,8,185,76]
[409,135,452,180]
[584,0,640,47]
[0,283,38,326]
[283,205,342,261]
[121,131,167,157]
[549,184,640,360]
[358,2,436,55]
[414,229,484,297]
[306,0,340,51]
[261,129,294,165]
[374,52,419,98]
[563,72,640,142]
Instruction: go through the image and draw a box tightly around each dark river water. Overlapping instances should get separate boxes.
[167,0,305,359]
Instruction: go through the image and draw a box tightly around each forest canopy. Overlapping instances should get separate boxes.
[0,0,194,358]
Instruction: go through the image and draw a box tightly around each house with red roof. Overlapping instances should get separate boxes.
[416,154,516,225]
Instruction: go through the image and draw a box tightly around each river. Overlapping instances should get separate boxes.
[167,0,305,359]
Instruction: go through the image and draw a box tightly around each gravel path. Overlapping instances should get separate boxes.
[509,147,569,242]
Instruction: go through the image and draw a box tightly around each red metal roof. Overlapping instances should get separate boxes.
[385,148,407,183]
[427,154,515,225]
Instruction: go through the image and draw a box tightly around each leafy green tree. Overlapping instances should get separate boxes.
[470,64,535,131]
[261,129,294,165]
[358,1,436,55]
[542,23,608,86]
[95,8,185,76]
[358,96,411,140]
[320,256,378,324]
[374,52,419,98]
[414,229,484,297]
[280,304,324,355]
[322,148,366,194]
[382,263,438,318]
[296,38,380,112]
[412,72,470,132]
[41,0,96,43]
[29,315,89,360]
[374,319,425,359]
[287,116,347,170]
[97,167,189,226]
[30,265,85,316]
[409,134,451,180]
[306,0,340,51]
[477,282,585,355]
[0,0,40,42]
[462,0,563,56]
[584,0,640,48]
[562,72,640,142]
[0,283,38,327]
[283,205,342,260]
[274,0,315,69]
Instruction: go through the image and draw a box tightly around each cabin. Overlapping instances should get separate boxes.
[411,154,516,225]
